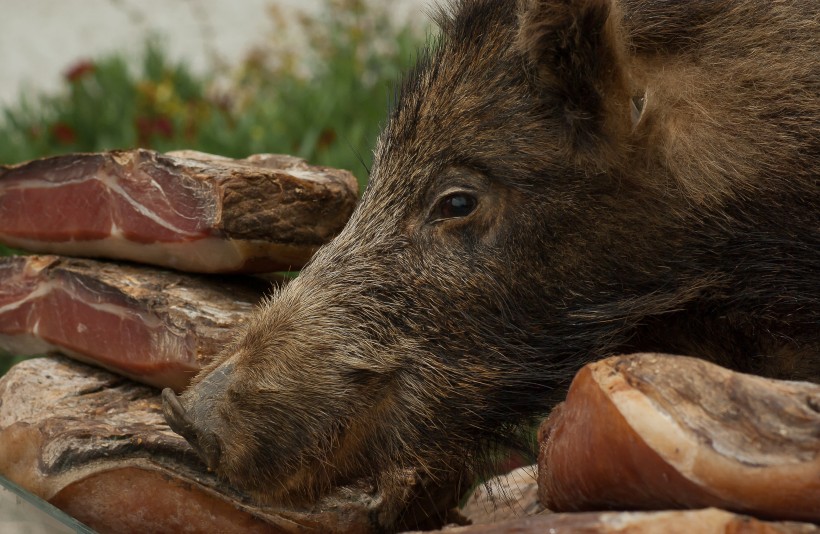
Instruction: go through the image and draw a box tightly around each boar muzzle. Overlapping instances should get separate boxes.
[161,362,234,471]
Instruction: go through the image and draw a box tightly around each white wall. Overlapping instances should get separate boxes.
[0,0,432,107]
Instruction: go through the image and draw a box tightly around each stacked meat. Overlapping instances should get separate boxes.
[0,149,358,389]
[0,150,385,532]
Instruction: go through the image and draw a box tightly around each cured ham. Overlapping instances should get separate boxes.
[459,466,542,525]
[0,150,358,273]
[420,508,818,534]
[537,353,820,522]
[0,255,266,391]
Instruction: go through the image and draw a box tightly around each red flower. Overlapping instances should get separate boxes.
[64,60,96,83]
[317,128,337,150]
[136,116,175,142]
[153,116,174,138]
[51,122,77,145]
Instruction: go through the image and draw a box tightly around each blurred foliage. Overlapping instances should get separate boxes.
[0,0,425,187]
[0,353,31,376]
[0,0,426,369]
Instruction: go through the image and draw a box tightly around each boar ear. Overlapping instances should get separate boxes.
[517,0,627,149]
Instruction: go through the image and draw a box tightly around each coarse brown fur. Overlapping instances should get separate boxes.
[166,0,819,529]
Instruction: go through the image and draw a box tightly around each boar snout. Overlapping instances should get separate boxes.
[162,361,234,471]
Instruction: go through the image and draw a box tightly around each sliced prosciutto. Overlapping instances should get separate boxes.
[537,353,820,523]
[0,150,358,273]
[0,255,267,391]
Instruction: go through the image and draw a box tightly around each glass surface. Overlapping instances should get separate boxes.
[0,476,95,534]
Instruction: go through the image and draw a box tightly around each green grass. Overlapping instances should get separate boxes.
[0,354,32,376]
[0,0,426,373]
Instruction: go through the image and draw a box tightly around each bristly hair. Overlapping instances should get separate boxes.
[432,0,518,45]
[388,0,521,146]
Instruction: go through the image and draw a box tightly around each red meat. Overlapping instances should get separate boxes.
[0,150,358,273]
[0,255,266,391]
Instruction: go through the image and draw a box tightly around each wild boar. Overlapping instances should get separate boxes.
[164,0,819,527]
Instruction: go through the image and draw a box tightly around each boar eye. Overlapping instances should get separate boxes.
[436,192,477,220]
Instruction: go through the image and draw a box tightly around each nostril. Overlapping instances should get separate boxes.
[161,388,223,470]
[162,388,188,425]
[161,388,194,436]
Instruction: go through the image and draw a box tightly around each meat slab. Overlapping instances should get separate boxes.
[0,150,358,273]
[0,255,266,391]
[538,353,820,523]
[458,466,543,525]
[414,508,819,534]
[0,357,463,533]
